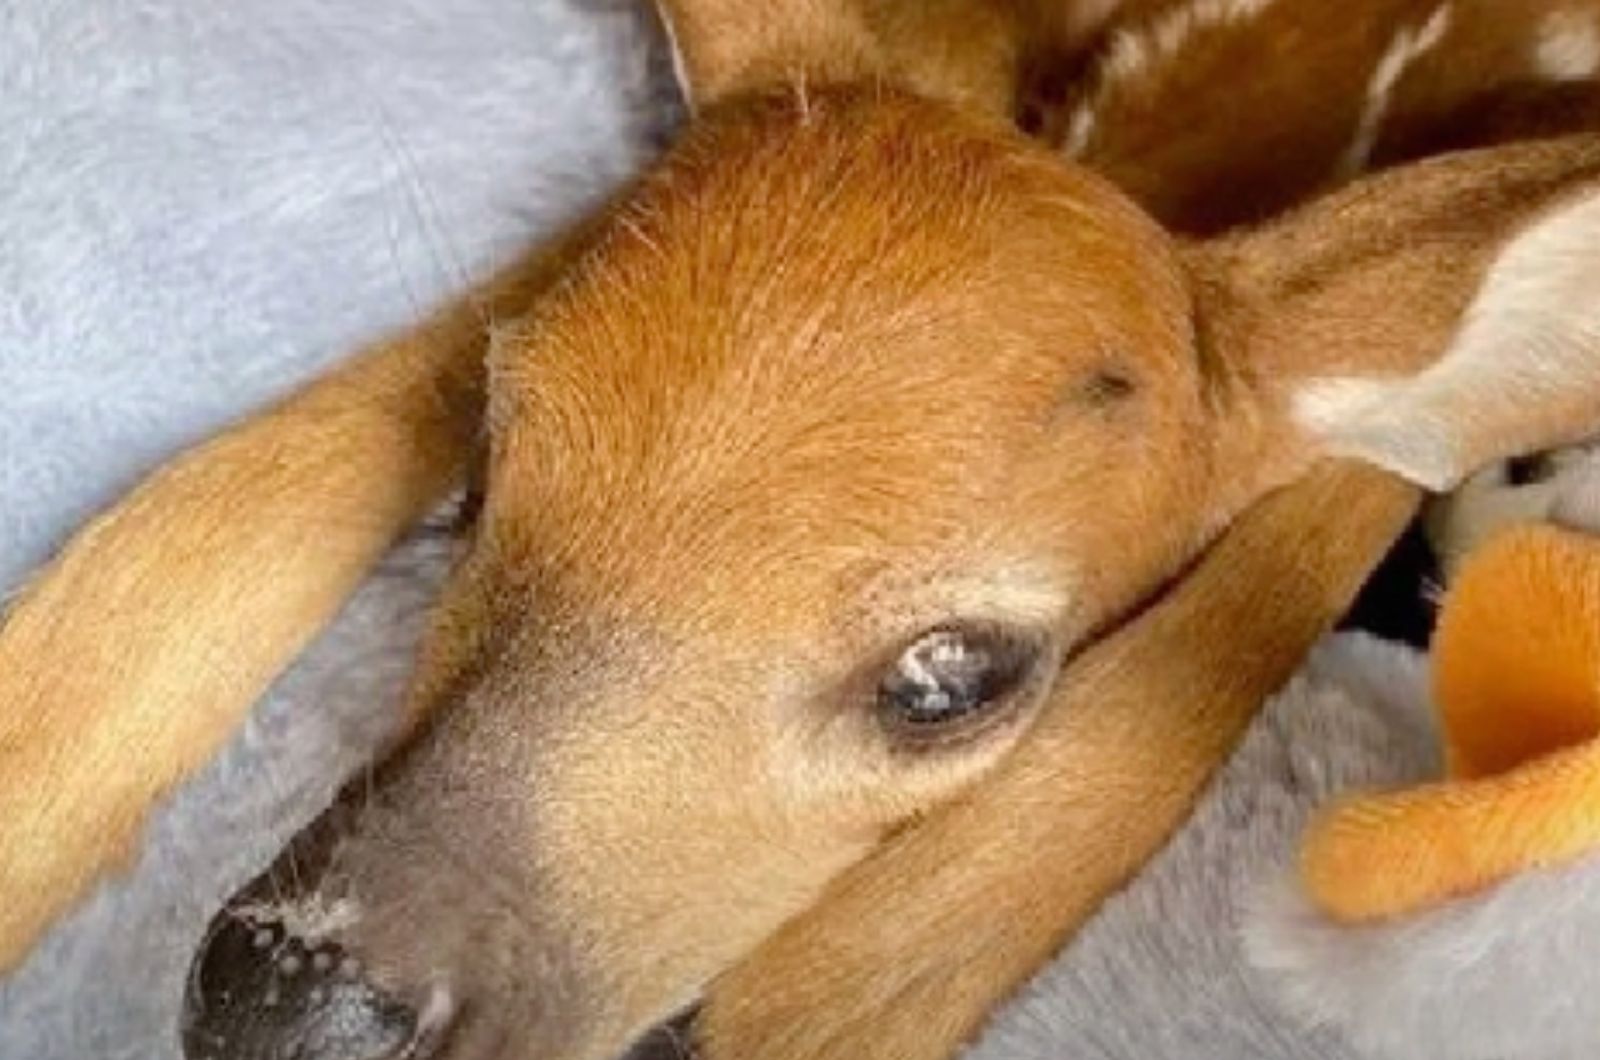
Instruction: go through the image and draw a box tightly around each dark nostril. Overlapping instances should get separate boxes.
[182,911,441,1060]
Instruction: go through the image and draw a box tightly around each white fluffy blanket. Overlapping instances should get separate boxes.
[5,3,1597,1059]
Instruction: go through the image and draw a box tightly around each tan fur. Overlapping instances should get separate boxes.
[5,2,1600,1058]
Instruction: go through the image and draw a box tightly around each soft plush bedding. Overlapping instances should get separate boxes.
[0,2,671,1054]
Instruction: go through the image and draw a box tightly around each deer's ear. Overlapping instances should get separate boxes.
[1188,138,1600,493]
[655,0,1021,117]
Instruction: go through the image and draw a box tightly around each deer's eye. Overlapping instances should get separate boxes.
[878,626,1039,732]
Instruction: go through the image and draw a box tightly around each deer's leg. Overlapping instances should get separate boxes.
[0,251,561,972]
[698,463,1418,1060]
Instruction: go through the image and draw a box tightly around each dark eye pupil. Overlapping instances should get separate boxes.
[880,629,1020,726]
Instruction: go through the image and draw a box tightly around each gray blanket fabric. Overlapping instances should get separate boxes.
[0,0,675,592]
[0,1,672,1055]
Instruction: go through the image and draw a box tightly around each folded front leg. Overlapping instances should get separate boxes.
[699,463,1418,1060]
[0,249,563,972]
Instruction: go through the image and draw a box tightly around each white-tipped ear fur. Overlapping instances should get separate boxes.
[1295,184,1600,492]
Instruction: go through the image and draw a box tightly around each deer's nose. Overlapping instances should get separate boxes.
[181,911,442,1060]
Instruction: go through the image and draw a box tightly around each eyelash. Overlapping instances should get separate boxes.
[451,485,485,536]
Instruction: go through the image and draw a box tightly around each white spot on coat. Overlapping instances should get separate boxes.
[1064,0,1280,157]
[1338,4,1454,179]
[1063,104,1097,158]
[1535,8,1600,81]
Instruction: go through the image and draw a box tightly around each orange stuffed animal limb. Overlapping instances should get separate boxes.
[1303,522,1600,922]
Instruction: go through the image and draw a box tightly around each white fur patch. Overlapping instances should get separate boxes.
[1338,4,1453,178]
[1551,441,1600,529]
[1535,8,1600,82]
[1295,187,1600,491]
[944,564,1072,627]
[413,981,459,1053]
[895,561,1075,640]
[1062,101,1097,158]
[1064,0,1279,157]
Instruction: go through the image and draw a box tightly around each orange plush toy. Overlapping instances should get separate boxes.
[1304,518,1600,923]
[1236,448,1600,1060]
[972,449,1600,1060]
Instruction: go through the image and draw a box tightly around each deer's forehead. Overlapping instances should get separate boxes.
[471,97,1188,629]
[480,317,1118,600]
[483,260,1107,512]
[484,211,1177,479]
[533,94,1174,334]
[482,422,1039,592]
[477,374,1081,636]
[483,97,1191,451]
[465,510,1072,664]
